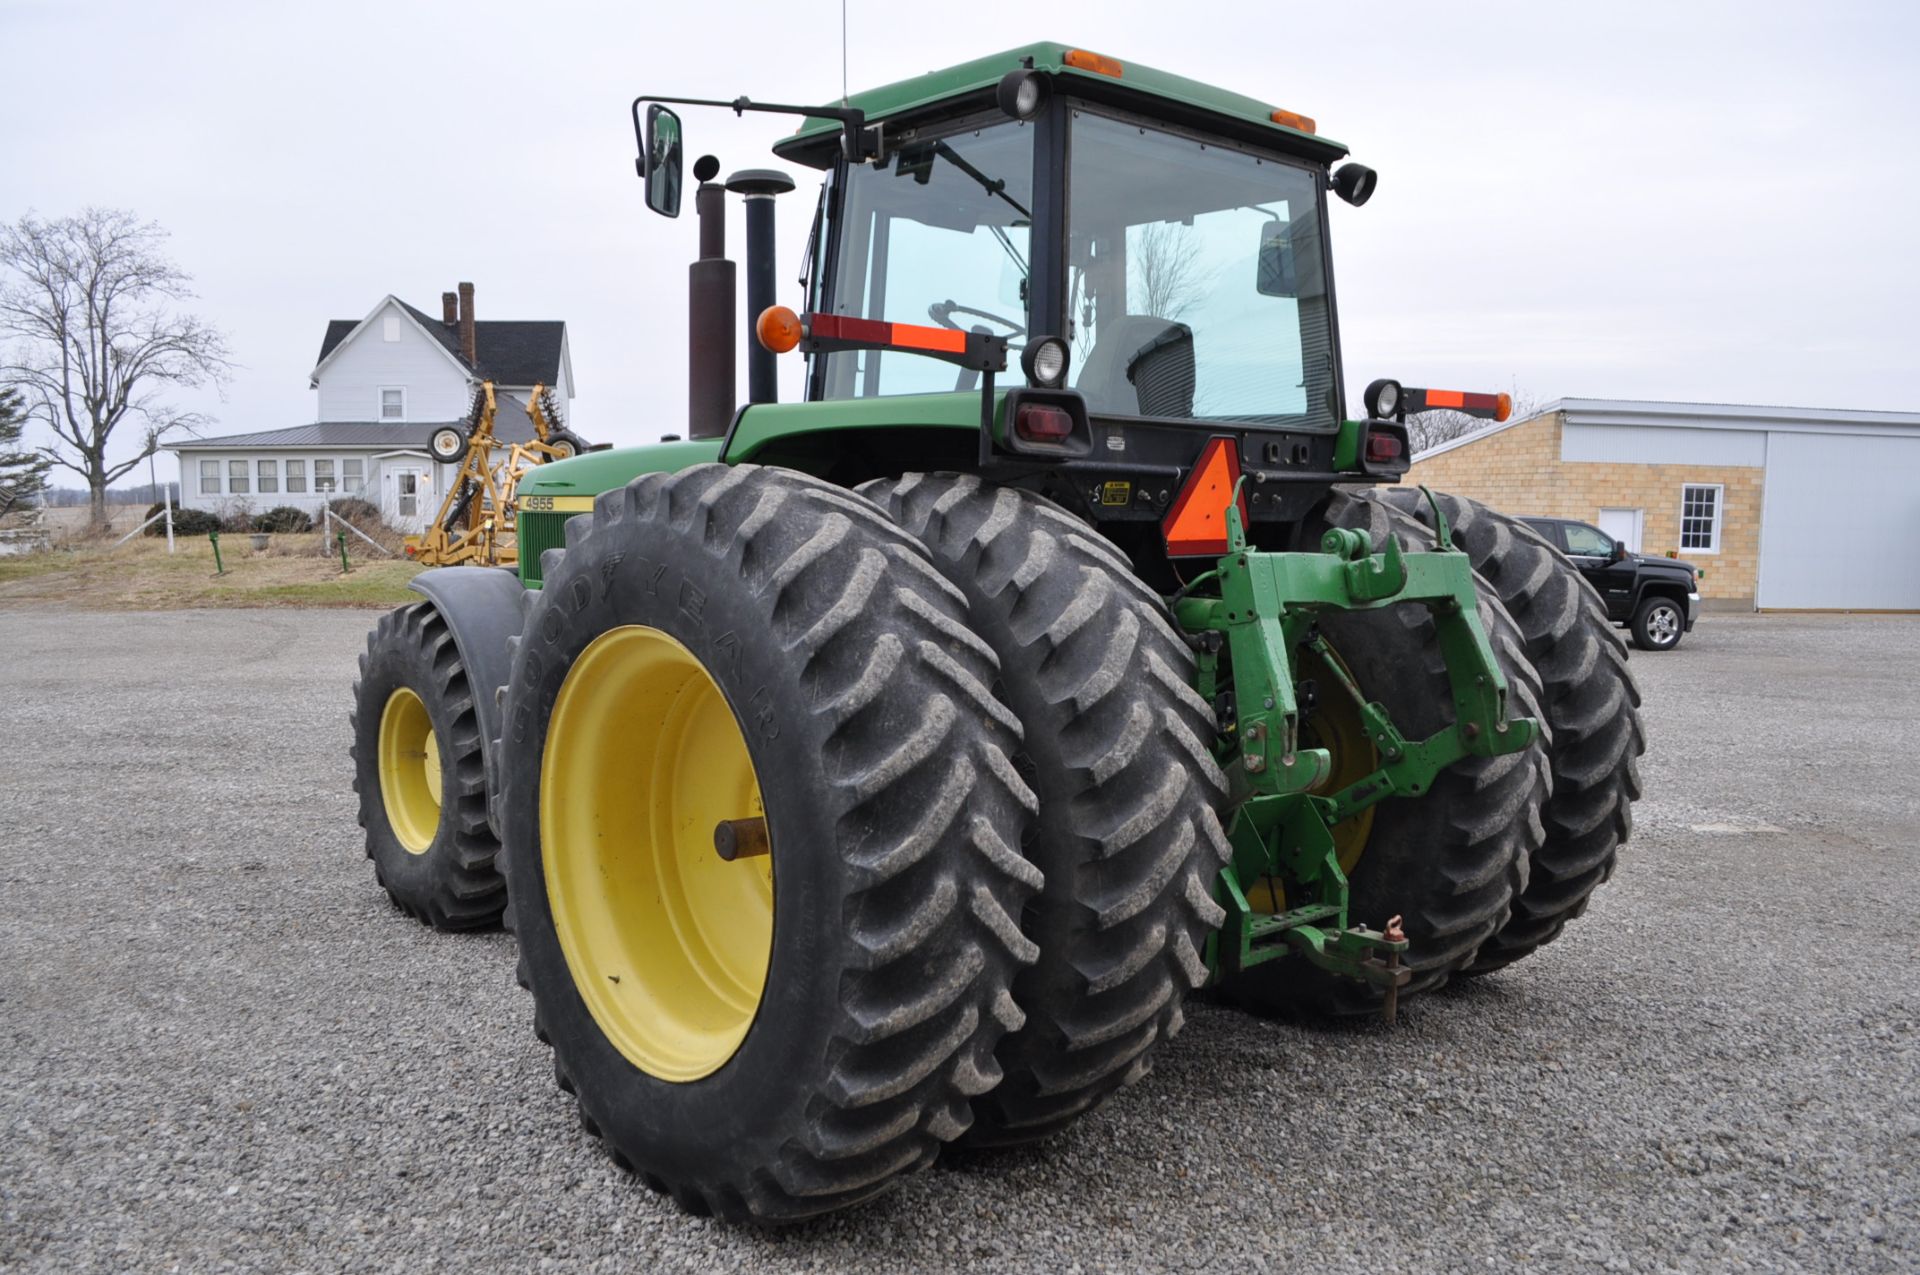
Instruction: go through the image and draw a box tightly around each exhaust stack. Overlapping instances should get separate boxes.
[726,169,796,406]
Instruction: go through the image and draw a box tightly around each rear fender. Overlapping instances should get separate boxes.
[407,565,531,834]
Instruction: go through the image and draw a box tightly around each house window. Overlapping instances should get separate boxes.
[200,459,220,495]
[380,388,405,420]
[228,459,250,495]
[1679,484,1722,553]
[286,459,307,493]
[383,315,401,342]
[257,459,278,494]
[314,459,336,493]
[343,458,364,492]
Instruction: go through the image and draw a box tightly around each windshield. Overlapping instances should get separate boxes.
[1067,111,1334,428]
[821,118,1034,399]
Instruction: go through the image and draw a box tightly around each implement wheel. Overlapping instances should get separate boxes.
[496,465,1041,1223]
[1225,489,1551,1016]
[1385,489,1644,970]
[350,602,504,929]
[866,474,1231,1147]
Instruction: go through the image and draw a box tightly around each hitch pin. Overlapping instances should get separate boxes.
[1381,913,1406,1026]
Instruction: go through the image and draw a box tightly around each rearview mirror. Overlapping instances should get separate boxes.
[643,105,684,218]
[1256,220,1296,298]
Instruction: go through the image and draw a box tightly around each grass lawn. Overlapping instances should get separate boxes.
[0,533,427,609]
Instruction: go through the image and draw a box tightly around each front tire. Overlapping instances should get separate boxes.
[350,602,505,929]
[1631,595,1685,650]
[497,465,1042,1223]
[864,473,1231,1147]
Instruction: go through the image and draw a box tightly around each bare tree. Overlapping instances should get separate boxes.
[0,386,49,519]
[1407,389,1549,456]
[0,209,231,529]
[1130,221,1206,321]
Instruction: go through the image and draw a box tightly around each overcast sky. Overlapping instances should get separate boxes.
[3,0,1916,485]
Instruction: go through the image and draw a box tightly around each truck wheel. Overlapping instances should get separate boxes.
[1631,595,1685,651]
[495,465,1041,1223]
[1224,488,1551,1016]
[350,602,505,929]
[1383,490,1643,971]
[863,473,1231,1148]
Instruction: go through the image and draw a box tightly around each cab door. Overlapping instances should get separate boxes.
[1561,520,1637,621]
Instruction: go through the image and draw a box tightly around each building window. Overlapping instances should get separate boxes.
[228,459,250,495]
[200,459,220,495]
[381,388,405,420]
[286,459,307,493]
[1679,484,1722,554]
[343,458,364,493]
[257,459,278,494]
[314,458,336,493]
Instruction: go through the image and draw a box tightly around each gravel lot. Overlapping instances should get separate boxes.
[2,607,1915,1273]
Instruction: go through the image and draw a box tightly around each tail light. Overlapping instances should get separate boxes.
[1015,403,1074,443]
[1365,431,1404,464]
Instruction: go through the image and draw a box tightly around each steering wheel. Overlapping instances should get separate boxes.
[927,299,1026,341]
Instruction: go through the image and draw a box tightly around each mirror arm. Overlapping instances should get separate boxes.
[630,94,877,175]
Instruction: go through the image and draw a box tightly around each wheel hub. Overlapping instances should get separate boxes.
[378,686,442,855]
[540,626,772,1082]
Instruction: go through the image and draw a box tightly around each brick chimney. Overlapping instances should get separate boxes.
[441,291,458,325]
[457,281,476,366]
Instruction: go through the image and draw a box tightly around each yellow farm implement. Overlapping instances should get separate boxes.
[404,382,585,567]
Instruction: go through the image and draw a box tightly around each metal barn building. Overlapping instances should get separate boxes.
[1405,399,1920,611]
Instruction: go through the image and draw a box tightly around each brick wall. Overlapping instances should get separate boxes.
[1405,411,1763,605]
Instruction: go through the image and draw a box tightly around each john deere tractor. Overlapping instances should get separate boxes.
[350,43,1643,1224]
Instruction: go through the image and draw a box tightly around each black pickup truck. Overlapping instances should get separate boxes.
[1520,516,1702,651]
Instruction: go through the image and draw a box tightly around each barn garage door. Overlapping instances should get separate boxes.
[1759,432,1920,609]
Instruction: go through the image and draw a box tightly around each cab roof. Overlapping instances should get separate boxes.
[774,41,1348,167]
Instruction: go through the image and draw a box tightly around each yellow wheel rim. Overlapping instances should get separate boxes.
[378,686,443,855]
[541,625,772,1082]
[1249,642,1379,913]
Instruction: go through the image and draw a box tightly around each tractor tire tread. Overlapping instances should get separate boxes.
[864,472,1231,1147]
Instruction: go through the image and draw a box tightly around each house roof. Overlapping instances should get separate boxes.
[315,301,567,388]
[1413,396,1920,462]
[167,397,542,452]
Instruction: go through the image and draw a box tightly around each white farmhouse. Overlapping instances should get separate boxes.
[169,283,572,532]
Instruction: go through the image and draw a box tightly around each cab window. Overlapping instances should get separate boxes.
[1563,523,1614,556]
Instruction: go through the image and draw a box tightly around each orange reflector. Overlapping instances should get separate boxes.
[756,306,803,354]
[1162,436,1247,558]
[1270,108,1317,135]
[807,313,968,355]
[1494,392,1513,422]
[1424,389,1466,409]
[1064,48,1124,78]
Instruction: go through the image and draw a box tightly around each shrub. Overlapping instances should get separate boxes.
[327,497,384,529]
[253,505,313,534]
[144,502,223,537]
[221,509,256,533]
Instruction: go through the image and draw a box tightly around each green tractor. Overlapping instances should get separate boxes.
[350,43,1643,1223]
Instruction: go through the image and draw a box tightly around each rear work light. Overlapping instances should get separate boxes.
[1015,403,1074,443]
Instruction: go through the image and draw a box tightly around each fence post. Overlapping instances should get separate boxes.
[164,482,176,554]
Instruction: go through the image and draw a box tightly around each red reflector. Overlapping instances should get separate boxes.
[1365,431,1404,464]
[1014,403,1074,442]
[1162,436,1247,558]
[1423,389,1466,409]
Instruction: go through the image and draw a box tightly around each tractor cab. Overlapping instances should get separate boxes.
[627,45,1424,575]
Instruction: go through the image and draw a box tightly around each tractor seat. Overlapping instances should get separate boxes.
[1075,315,1196,418]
